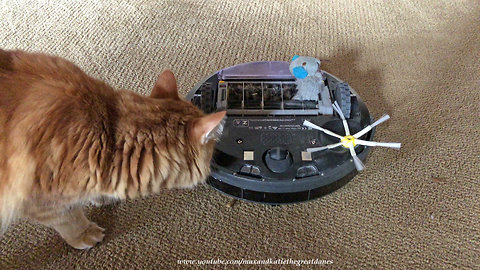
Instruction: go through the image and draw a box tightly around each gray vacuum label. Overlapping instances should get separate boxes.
[233,118,307,130]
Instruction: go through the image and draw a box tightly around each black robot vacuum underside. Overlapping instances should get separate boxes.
[186,61,375,204]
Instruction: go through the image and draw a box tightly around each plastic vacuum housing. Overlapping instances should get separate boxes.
[186,61,375,204]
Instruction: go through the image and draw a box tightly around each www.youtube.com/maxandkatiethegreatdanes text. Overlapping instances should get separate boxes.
[177,258,334,266]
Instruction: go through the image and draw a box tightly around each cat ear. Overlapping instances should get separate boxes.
[190,111,227,144]
[151,70,180,100]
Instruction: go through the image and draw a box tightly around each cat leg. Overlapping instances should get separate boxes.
[28,205,105,249]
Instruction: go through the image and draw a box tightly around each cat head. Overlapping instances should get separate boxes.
[150,69,226,144]
[150,70,226,187]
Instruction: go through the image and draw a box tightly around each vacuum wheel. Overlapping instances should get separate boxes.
[334,82,352,118]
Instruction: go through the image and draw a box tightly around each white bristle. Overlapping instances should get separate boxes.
[307,142,342,153]
[303,120,344,139]
[355,139,402,149]
[352,155,365,171]
[348,146,365,171]
[353,126,371,138]
[354,114,391,138]
[332,102,346,120]
[342,119,350,135]
[375,142,401,149]
[371,114,390,128]
[306,146,328,152]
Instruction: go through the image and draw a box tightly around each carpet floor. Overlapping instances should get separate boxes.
[0,0,479,269]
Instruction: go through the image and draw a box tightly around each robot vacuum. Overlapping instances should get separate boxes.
[186,61,376,204]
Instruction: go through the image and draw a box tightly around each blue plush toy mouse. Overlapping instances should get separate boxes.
[289,55,324,100]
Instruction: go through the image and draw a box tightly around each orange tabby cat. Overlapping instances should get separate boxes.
[0,49,226,249]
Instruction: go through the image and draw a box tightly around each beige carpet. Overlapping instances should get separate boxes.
[0,0,479,269]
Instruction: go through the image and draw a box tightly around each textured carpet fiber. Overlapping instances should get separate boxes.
[0,1,479,269]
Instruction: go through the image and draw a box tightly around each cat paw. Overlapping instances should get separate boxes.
[64,222,105,250]
[90,196,119,207]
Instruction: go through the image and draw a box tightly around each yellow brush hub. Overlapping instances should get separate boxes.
[341,135,356,148]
